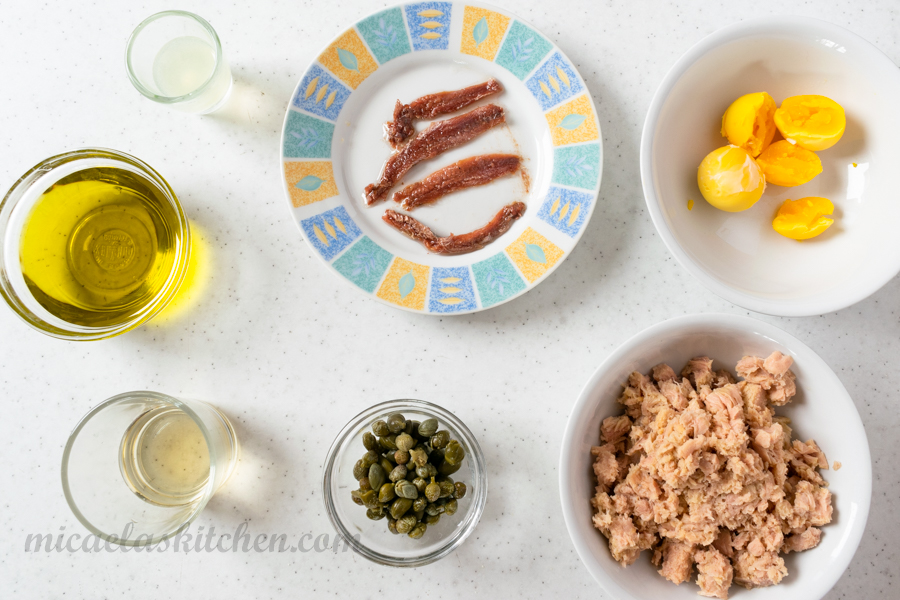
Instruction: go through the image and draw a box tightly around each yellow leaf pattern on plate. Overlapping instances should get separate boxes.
[420,21,443,29]
[440,287,462,294]
[305,77,319,99]
[540,81,551,98]
[549,75,560,93]
[556,66,571,88]
[325,90,337,108]
[569,205,581,226]
[418,9,444,17]
[324,220,337,238]
[314,225,328,246]
[550,196,561,216]
[440,277,461,284]
[439,297,463,305]
[558,202,570,221]
[315,83,329,104]
[420,32,441,39]
[333,216,346,234]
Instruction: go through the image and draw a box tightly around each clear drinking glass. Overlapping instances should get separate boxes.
[125,11,233,114]
[61,391,239,546]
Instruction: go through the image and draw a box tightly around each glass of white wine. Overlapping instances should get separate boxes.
[125,11,233,114]
[62,391,239,546]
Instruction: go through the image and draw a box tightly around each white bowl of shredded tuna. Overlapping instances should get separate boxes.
[559,314,871,600]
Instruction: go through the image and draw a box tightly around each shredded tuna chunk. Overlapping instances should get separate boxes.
[658,540,695,585]
[695,548,733,599]
[784,527,822,553]
[590,352,832,597]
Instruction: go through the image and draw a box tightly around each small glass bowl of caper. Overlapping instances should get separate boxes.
[323,399,487,567]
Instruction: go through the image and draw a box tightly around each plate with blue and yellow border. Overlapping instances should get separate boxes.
[280,1,602,314]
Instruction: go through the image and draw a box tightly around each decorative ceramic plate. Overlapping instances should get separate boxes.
[280,1,602,314]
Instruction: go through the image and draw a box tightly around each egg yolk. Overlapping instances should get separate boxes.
[773,197,834,240]
[774,95,846,151]
[755,140,823,187]
[721,92,777,157]
[697,146,766,212]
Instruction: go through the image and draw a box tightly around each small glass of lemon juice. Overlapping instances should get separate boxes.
[126,11,232,114]
[62,391,239,546]
[0,148,190,340]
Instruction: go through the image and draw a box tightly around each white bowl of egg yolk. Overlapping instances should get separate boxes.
[640,17,900,316]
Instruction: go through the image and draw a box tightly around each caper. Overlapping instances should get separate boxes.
[389,464,408,482]
[359,490,379,509]
[416,464,437,479]
[378,434,397,451]
[429,448,445,467]
[372,420,390,436]
[438,460,461,476]
[395,479,418,499]
[414,508,425,522]
[444,440,465,465]
[387,413,407,433]
[431,431,450,449]
[412,496,428,513]
[425,513,441,525]
[425,481,441,502]
[396,514,417,534]
[425,503,444,516]
[350,490,364,506]
[362,450,379,468]
[378,483,396,503]
[358,477,372,492]
[394,449,410,464]
[395,433,415,452]
[417,418,438,438]
[444,499,459,516]
[409,447,428,468]
[387,518,399,535]
[454,482,467,499]
[390,497,412,519]
[362,431,378,451]
[413,477,427,493]
[368,464,386,492]
[352,460,367,480]
[404,420,419,436]
[439,481,454,498]
[379,457,394,474]
[366,506,385,520]
[408,523,427,539]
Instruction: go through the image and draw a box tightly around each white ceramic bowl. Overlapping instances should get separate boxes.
[559,313,871,600]
[641,17,900,316]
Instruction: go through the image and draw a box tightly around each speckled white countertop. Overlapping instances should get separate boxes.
[0,0,897,598]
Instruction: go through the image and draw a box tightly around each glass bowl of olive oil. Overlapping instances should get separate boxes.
[0,148,190,340]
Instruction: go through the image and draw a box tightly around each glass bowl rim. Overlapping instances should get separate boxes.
[124,9,225,104]
[0,147,191,340]
[322,398,488,567]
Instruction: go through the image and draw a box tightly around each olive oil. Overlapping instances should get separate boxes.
[19,167,182,328]
[120,406,211,506]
